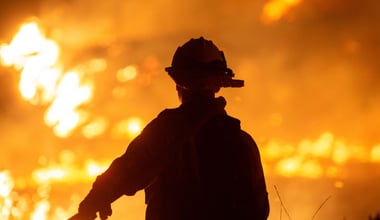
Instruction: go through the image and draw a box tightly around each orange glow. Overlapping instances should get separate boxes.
[1,7,379,219]
[261,141,295,161]
[112,117,144,139]
[298,132,333,158]
[370,145,380,162]
[30,151,112,184]
[276,157,301,177]
[334,180,344,188]
[82,117,108,139]
[332,141,350,164]
[0,171,14,219]
[84,58,108,74]
[0,171,13,198]
[0,156,112,219]
[31,200,50,220]
[32,168,66,183]
[85,159,109,177]
[326,166,340,177]
[261,0,302,23]
[299,159,323,178]
[275,157,324,179]
[116,65,138,82]
[268,133,378,178]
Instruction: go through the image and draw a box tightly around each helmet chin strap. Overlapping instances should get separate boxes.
[176,85,218,104]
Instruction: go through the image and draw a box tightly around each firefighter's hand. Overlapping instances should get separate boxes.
[78,195,112,220]
[98,203,112,220]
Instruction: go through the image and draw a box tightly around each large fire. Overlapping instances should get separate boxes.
[1,8,379,219]
[0,20,146,219]
[0,20,143,139]
[0,20,93,138]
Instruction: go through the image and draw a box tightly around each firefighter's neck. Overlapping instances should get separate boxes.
[176,85,216,104]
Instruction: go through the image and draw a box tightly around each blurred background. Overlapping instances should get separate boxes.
[0,0,379,219]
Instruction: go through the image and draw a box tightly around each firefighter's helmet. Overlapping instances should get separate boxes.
[165,37,244,89]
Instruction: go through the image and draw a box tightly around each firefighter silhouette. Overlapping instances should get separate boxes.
[70,37,269,220]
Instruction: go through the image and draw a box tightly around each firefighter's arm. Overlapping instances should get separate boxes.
[73,111,176,219]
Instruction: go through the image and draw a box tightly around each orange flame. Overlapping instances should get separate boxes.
[0,21,61,104]
[263,132,379,179]
[261,0,302,23]
[0,20,95,137]
[32,151,111,185]
[0,20,144,139]
[44,71,93,137]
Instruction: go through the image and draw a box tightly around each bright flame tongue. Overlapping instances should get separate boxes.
[0,21,61,104]
[44,71,93,137]
[261,0,302,23]
[0,20,93,137]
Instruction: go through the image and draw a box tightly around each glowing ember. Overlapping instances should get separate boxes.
[261,0,302,23]
[116,65,138,82]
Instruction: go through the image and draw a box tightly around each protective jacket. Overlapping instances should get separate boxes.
[79,97,269,220]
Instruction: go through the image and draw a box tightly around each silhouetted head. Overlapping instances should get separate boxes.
[165,37,244,103]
